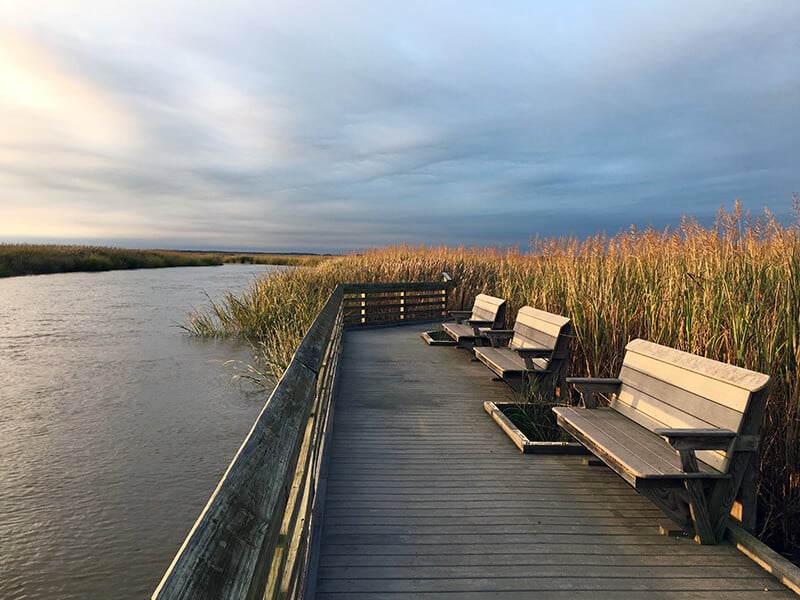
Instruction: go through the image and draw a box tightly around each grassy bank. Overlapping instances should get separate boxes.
[0,244,329,278]
[213,252,329,267]
[186,202,800,557]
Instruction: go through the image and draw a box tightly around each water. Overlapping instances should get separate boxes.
[0,265,276,599]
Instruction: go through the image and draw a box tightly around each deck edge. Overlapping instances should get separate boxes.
[727,523,800,595]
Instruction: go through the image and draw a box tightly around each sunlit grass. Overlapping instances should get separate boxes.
[215,253,329,267]
[186,200,800,556]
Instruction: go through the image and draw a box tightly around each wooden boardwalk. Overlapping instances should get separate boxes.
[312,324,795,599]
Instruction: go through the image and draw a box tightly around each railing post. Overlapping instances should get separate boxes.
[360,292,366,325]
[399,290,405,321]
[441,272,452,320]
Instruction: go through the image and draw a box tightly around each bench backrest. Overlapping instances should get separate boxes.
[613,339,770,473]
[470,294,507,329]
[510,307,572,375]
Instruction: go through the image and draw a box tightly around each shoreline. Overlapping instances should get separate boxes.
[0,244,329,278]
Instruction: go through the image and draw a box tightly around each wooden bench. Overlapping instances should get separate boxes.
[473,307,572,393]
[442,294,506,349]
[553,339,770,544]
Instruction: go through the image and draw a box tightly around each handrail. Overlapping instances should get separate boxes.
[152,281,449,600]
[342,281,449,328]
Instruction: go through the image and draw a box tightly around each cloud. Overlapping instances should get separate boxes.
[0,33,143,155]
[1,1,799,252]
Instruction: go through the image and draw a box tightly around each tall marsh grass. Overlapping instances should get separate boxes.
[186,201,800,556]
[0,244,329,277]
[0,245,222,277]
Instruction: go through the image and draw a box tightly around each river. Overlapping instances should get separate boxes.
[0,265,276,599]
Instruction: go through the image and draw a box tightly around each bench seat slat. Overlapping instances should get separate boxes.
[474,346,550,377]
[442,323,488,343]
[553,407,728,485]
[554,407,684,481]
[612,399,728,474]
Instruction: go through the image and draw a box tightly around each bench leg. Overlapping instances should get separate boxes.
[708,451,759,541]
[712,452,758,533]
[639,483,717,544]
[733,454,759,533]
[677,450,719,544]
[638,487,693,532]
[685,480,717,544]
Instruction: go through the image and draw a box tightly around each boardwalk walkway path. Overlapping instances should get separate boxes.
[313,324,794,599]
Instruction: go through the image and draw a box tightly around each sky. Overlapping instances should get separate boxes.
[0,1,798,253]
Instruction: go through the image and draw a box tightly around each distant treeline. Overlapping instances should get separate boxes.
[0,244,330,278]
[217,253,329,267]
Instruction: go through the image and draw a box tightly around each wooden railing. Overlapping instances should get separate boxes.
[152,281,449,600]
[343,281,450,327]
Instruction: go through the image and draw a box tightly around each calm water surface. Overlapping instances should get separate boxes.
[0,265,276,599]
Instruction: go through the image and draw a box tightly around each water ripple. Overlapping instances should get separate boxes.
[0,265,273,599]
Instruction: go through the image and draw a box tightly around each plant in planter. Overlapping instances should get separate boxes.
[484,378,588,454]
[498,402,571,443]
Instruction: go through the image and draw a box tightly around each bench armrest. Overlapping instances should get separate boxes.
[565,377,622,408]
[483,330,514,347]
[654,428,737,452]
[466,319,493,327]
[449,310,472,324]
[484,329,514,335]
[516,347,553,370]
[465,318,494,336]
[655,428,738,474]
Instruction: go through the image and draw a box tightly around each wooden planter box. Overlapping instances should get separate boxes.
[484,401,589,455]
[420,330,457,346]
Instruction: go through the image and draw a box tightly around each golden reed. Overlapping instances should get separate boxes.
[187,200,800,557]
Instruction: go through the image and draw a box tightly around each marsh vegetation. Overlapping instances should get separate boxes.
[0,244,329,278]
[186,201,800,557]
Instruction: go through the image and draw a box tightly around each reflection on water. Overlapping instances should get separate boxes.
[0,265,274,599]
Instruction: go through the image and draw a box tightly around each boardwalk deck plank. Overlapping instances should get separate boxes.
[315,594,794,600]
[313,325,793,598]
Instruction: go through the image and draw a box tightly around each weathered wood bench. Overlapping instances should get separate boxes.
[442,293,506,349]
[553,338,770,544]
[473,306,572,393]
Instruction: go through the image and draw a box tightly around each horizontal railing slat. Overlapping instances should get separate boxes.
[343,311,448,321]
[342,290,446,298]
[343,298,447,308]
[342,281,448,293]
[342,281,449,329]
